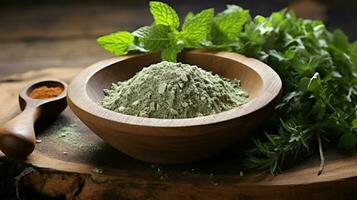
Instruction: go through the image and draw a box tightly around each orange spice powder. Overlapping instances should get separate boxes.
[29,86,63,99]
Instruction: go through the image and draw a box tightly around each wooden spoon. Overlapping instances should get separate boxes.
[0,80,67,159]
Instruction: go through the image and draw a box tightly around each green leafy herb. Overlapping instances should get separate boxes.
[132,25,171,52]
[182,9,214,47]
[211,5,249,44]
[239,12,356,174]
[96,32,134,55]
[149,1,180,30]
[97,2,357,175]
[338,133,357,150]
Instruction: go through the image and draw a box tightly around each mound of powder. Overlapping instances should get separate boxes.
[101,61,248,119]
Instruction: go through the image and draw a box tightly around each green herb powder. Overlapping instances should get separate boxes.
[101,61,248,119]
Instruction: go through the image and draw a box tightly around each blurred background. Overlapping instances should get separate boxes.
[0,0,356,76]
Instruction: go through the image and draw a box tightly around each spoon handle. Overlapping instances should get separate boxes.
[0,106,40,158]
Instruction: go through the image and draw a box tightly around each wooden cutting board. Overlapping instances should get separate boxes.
[1,67,357,200]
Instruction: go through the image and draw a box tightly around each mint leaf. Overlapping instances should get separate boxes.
[133,25,171,52]
[352,119,357,130]
[349,41,357,67]
[127,44,148,53]
[182,9,214,46]
[270,11,284,26]
[97,32,134,55]
[184,11,194,22]
[161,42,184,62]
[338,133,357,150]
[150,1,179,29]
[223,4,245,14]
[132,25,181,61]
[211,5,249,44]
[332,29,349,51]
[253,15,273,35]
[131,26,152,38]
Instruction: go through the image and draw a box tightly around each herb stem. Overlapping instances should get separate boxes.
[317,131,325,176]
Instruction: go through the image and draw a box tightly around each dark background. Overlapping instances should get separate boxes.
[0,0,356,76]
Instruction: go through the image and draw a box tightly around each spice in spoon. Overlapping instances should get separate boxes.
[29,86,63,99]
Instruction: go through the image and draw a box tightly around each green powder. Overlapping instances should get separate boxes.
[55,123,102,152]
[101,61,249,119]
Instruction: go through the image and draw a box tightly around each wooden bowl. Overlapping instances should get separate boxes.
[67,50,282,163]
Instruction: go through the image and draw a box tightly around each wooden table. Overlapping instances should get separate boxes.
[1,68,357,200]
[1,2,357,199]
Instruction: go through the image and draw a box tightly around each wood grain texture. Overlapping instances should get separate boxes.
[0,4,150,41]
[1,65,357,199]
[67,50,282,163]
[0,39,111,77]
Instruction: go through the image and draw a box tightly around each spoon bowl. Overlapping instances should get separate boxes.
[68,50,282,163]
[0,80,67,158]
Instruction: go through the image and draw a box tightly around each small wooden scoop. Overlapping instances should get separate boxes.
[0,80,67,159]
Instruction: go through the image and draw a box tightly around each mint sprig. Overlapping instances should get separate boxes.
[97,1,220,61]
[96,2,248,61]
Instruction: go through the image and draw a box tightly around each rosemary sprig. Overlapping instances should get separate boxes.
[246,119,315,175]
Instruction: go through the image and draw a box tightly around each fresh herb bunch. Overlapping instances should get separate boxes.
[97,1,357,174]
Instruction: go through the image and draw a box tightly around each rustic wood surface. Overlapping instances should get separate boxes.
[1,68,357,199]
[0,1,356,199]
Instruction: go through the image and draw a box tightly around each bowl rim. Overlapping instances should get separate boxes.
[68,50,282,128]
